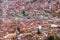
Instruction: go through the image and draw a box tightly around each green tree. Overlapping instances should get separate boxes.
[50,11,58,17]
[22,11,28,17]
[45,35,60,40]
[36,28,41,34]
[17,27,20,34]
[57,2,60,5]
[57,12,60,18]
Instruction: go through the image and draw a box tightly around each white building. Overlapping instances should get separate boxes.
[51,24,58,27]
[38,25,42,29]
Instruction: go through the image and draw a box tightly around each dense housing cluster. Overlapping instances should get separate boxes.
[0,0,60,40]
